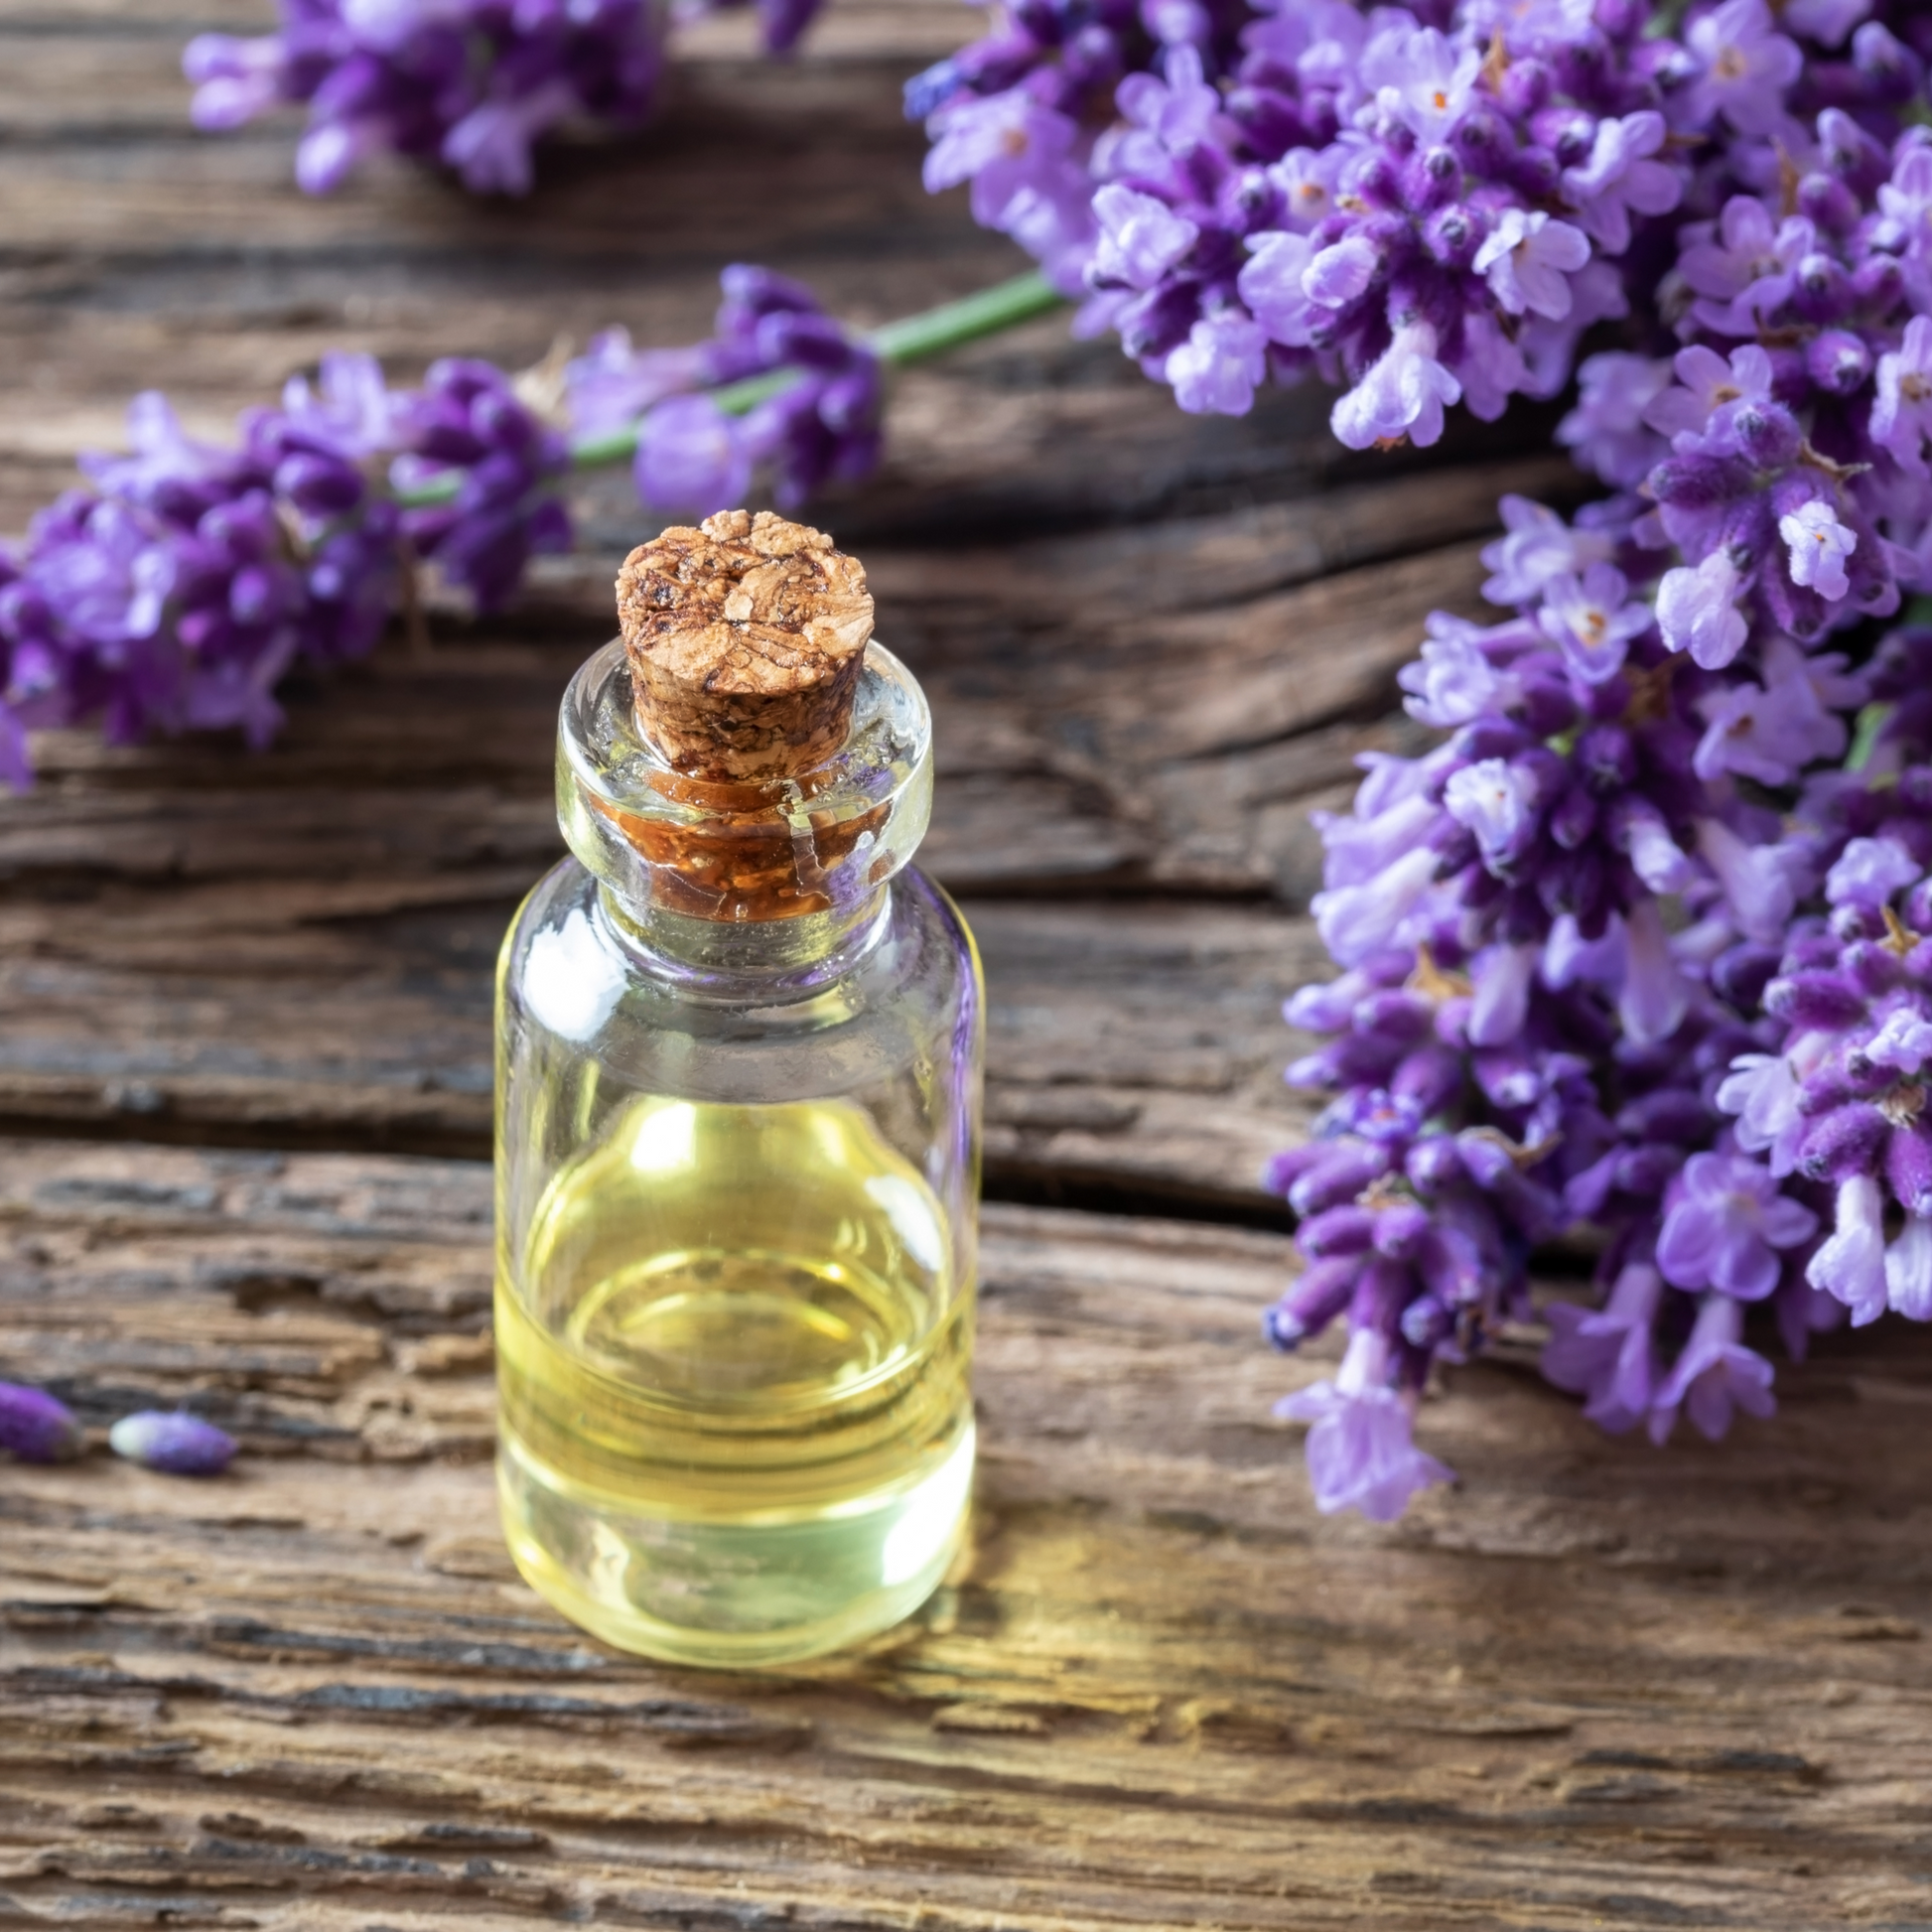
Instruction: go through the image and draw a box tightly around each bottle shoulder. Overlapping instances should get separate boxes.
[500,860,979,1089]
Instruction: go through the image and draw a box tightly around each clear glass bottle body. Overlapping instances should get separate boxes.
[494,640,982,1666]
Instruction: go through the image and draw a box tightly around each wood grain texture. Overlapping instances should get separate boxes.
[3,7,1907,1928]
[0,479,1555,1199]
[5,1137,1932,1931]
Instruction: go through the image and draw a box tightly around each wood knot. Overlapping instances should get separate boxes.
[616,508,875,779]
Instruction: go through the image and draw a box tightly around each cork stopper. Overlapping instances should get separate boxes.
[616,508,875,781]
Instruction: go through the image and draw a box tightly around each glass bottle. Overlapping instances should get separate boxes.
[493,531,982,1669]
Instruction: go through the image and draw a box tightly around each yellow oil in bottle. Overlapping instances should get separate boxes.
[496,1093,975,1665]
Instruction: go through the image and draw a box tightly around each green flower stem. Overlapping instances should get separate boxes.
[402,269,1065,505]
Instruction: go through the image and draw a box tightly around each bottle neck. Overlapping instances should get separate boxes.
[595,878,894,1001]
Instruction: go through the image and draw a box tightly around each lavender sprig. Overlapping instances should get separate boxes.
[185,0,827,198]
[0,268,1061,788]
[911,0,1929,446]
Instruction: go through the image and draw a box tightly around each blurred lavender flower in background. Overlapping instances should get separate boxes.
[185,0,826,196]
[567,266,883,517]
[0,345,569,778]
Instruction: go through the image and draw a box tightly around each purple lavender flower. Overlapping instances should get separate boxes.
[1779,500,1859,602]
[1562,112,1681,254]
[1649,1293,1777,1443]
[1275,1329,1452,1521]
[1331,325,1461,452]
[1092,184,1199,291]
[0,1382,84,1463]
[108,1410,236,1476]
[1559,355,1672,489]
[185,1,674,197]
[1872,316,1932,476]
[1480,496,1612,607]
[392,359,572,611]
[1473,211,1591,322]
[1542,1263,1664,1435]
[634,395,751,517]
[584,265,885,514]
[1167,315,1269,416]
[1536,565,1651,685]
[1656,551,1747,671]
[1683,0,1803,137]
[1656,1153,1818,1301]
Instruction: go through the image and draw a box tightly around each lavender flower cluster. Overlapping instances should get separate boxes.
[0,264,884,785]
[0,354,568,782]
[907,0,1932,1514]
[565,264,883,517]
[911,0,1929,436]
[185,0,825,197]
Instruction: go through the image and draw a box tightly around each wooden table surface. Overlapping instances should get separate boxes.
[4,6,1932,1928]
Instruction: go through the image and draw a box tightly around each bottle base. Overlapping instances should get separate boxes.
[496,1424,975,1668]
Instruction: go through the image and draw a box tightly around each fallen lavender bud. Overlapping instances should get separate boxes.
[108,1411,236,1477]
[0,1381,84,1463]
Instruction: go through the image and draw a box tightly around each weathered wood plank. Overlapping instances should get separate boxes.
[3,1137,1931,1930]
[0,884,1326,1206]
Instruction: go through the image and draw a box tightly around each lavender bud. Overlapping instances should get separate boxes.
[1348,149,1404,208]
[1423,205,1479,270]
[1796,172,1859,234]
[1498,53,1552,114]
[1735,404,1802,470]
[1372,1200,1433,1261]
[1791,254,1848,326]
[1612,1145,1678,1199]
[1613,1090,1712,1145]
[1650,451,1744,510]
[1806,329,1870,395]
[1712,942,1780,1011]
[1263,1144,1324,1198]
[0,1382,84,1463]
[1288,1142,1388,1218]
[1823,106,1889,194]
[1301,1204,1377,1258]
[1408,145,1460,213]
[1797,1103,1888,1183]
[1400,1293,1452,1351]
[1353,990,1432,1044]
[1225,89,1304,169]
[1349,1255,1417,1335]
[1845,940,1906,999]
[1517,674,1579,737]
[1450,718,1535,763]
[108,1411,235,1477]
[1574,724,1635,792]
[1406,1135,1464,1195]
[1887,1121,1932,1217]
[1549,784,1597,850]
[1266,1258,1359,1350]
[1391,1041,1462,1115]
[1850,256,1903,314]
[1765,971,1868,1031]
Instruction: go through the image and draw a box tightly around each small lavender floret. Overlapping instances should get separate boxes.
[0,1382,83,1463]
[108,1411,236,1477]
